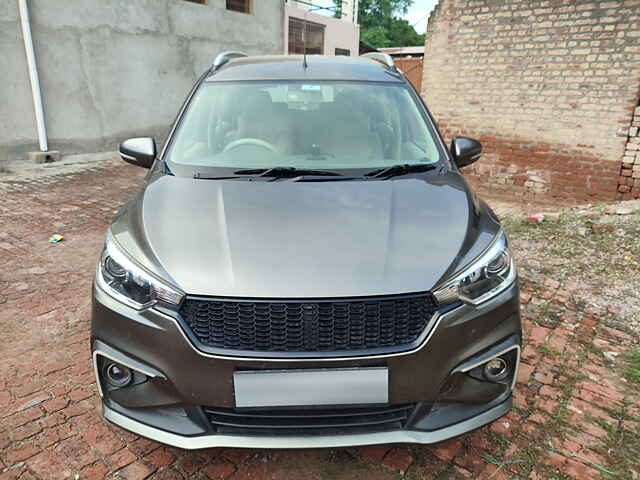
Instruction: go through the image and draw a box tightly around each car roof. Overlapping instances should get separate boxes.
[205,55,405,83]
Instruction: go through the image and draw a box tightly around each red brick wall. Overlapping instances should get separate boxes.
[395,57,424,92]
[421,0,640,203]
[619,104,640,199]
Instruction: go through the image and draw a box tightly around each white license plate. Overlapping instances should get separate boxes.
[233,368,389,408]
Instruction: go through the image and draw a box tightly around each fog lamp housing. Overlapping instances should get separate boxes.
[104,362,133,388]
[483,357,509,382]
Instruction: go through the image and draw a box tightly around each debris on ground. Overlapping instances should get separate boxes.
[499,198,640,334]
[48,233,64,243]
[590,222,614,232]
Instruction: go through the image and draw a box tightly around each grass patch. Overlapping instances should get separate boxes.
[487,431,510,452]
[504,207,640,476]
[513,404,532,417]
[593,417,616,435]
[559,381,573,398]
[502,218,531,235]
[624,348,640,385]
[577,338,605,358]
[606,405,626,422]
[552,398,569,422]
[538,343,561,357]
[536,465,575,480]
[598,423,639,479]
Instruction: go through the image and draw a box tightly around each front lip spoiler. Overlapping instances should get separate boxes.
[102,397,512,450]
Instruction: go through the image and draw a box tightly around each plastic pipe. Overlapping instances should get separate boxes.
[18,0,48,152]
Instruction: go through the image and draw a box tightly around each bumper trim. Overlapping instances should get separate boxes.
[93,341,166,398]
[458,344,521,391]
[103,396,512,450]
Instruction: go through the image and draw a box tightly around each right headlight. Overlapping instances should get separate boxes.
[96,232,184,310]
[433,231,516,306]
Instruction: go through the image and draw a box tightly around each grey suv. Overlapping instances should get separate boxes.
[91,53,521,449]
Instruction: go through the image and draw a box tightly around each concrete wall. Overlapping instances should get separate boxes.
[0,0,284,161]
[285,3,359,56]
[422,0,640,203]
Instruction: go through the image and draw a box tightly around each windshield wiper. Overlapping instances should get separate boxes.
[193,173,243,180]
[193,167,343,180]
[234,167,342,178]
[364,163,438,179]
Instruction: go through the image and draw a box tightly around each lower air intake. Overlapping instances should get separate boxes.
[203,404,416,436]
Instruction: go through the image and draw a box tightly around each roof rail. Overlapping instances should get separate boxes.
[212,51,248,72]
[360,52,396,70]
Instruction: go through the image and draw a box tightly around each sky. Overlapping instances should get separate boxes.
[405,0,439,34]
[310,0,439,34]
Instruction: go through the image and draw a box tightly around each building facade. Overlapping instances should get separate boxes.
[1,0,284,161]
[421,0,640,202]
[285,1,360,57]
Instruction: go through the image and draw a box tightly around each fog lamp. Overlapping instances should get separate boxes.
[483,357,509,382]
[105,362,132,387]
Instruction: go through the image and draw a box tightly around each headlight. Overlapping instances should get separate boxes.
[433,231,516,306]
[96,233,184,310]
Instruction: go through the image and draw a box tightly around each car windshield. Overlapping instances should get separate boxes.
[168,81,443,172]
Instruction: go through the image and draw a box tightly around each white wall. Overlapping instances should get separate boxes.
[284,3,360,57]
[1,0,284,161]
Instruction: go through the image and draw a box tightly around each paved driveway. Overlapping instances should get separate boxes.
[0,161,637,479]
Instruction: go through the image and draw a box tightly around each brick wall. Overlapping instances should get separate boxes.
[421,0,640,203]
[619,104,640,199]
[395,57,424,92]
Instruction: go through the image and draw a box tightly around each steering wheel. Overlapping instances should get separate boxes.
[223,138,279,154]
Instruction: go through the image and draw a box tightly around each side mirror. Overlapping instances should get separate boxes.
[451,136,482,168]
[118,137,156,169]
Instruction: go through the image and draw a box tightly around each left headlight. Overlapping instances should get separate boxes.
[433,231,516,306]
[96,233,184,310]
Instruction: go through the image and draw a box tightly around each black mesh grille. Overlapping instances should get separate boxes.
[179,293,438,354]
[203,404,415,436]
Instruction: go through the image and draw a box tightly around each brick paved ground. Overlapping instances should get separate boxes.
[1,162,638,479]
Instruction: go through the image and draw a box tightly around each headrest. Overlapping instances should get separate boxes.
[241,90,273,115]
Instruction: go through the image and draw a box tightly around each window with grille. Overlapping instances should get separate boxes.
[226,0,250,13]
[288,17,325,55]
[335,48,351,56]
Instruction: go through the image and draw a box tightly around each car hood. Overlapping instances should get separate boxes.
[112,173,484,298]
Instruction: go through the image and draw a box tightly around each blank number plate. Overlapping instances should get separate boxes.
[233,368,389,408]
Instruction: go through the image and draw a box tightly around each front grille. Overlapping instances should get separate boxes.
[203,404,415,436]
[179,293,439,354]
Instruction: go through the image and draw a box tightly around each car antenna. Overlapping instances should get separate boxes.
[302,6,308,69]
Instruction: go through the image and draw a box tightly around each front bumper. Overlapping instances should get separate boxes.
[102,397,512,449]
[91,281,521,449]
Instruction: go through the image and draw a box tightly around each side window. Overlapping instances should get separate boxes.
[288,18,325,54]
[226,0,250,13]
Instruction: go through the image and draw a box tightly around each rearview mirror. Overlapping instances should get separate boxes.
[118,137,156,169]
[451,137,482,168]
